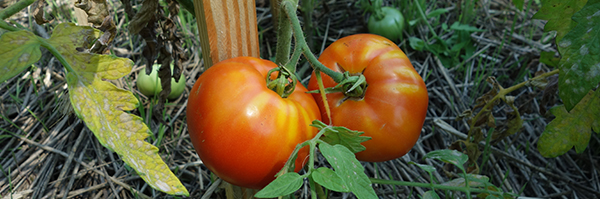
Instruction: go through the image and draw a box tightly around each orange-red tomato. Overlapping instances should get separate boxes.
[186,57,321,189]
[308,34,428,162]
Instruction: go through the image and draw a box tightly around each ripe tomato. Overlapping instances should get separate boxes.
[308,34,428,162]
[186,57,321,189]
[367,7,405,42]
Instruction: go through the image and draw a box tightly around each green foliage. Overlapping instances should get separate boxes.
[537,89,600,157]
[555,0,600,111]
[319,142,377,199]
[254,172,304,198]
[533,0,588,43]
[255,121,376,199]
[311,120,371,153]
[311,167,350,192]
[0,23,189,196]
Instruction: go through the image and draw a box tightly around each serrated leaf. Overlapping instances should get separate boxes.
[0,30,43,82]
[533,0,588,42]
[537,89,600,158]
[319,142,377,199]
[311,120,371,153]
[425,149,468,172]
[255,172,304,198]
[53,23,188,195]
[556,1,600,111]
[311,167,350,192]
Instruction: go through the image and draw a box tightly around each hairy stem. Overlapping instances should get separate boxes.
[0,0,36,20]
[274,0,295,69]
[370,178,505,197]
[282,0,344,83]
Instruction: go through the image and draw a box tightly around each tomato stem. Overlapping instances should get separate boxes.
[274,0,296,68]
[0,0,35,21]
[281,0,344,83]
[266,66,297,98]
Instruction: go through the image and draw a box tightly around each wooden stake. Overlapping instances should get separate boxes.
[193,0,260,68]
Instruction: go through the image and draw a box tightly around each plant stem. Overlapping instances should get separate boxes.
[282,0,344,83]
[370,178,505,196]
[468,69,559,134]
[0,0,36,20]
[39,38,75,74]
[0,20,19,31]
[274,0,295,69]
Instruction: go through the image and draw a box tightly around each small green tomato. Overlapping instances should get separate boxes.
[367,6,405,42]
[137,64,185,99]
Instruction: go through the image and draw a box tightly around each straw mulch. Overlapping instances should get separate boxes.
[1,0,599,198]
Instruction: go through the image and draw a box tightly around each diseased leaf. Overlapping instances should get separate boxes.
[538,89,600,158]
[533,0,587,42]
[555,1,600,111]
[0,30,43,82]
[255,172,303,198]
[319,142,377,199]
[52,23,188,195]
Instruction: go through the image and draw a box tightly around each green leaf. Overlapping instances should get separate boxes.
[555,0,600,111]
[425,149,468,172]
[539,51,560,67]
[311,167,350,192]
[319,142,377,199]
[408,161,436,173]
[409,37,426,51]
[450,22,484,32]
[427,8,449,18]
[513,0,525,11]
[53,23,188,195]
[533,0,588,43]
[311,120,371,153]
[537,89,600,157]
[255,172,304,198]
[422,190,441,199]
[0,30,42,82]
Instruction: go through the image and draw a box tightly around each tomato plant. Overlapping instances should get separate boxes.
[137,63,186,99]
[186,57,321,189]
[308,34,428,162]
[367,6,405,42]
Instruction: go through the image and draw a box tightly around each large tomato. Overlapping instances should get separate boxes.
[186,57,320,189]
[308,34,428,162]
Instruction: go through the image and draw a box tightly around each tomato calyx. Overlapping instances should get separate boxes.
[266,66,297,98]
[308,72,368,100]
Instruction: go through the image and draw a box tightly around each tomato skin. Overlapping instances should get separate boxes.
[308,34,428,162]
[367,7,405,42]
[186,57,320,189]
[137,64,186,99]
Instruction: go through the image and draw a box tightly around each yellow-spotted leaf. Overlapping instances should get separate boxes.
[0,30,43,82]
[51,23,188,195]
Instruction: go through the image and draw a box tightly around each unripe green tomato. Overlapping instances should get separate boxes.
[367,7,405,42]
[137,64,185,99]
